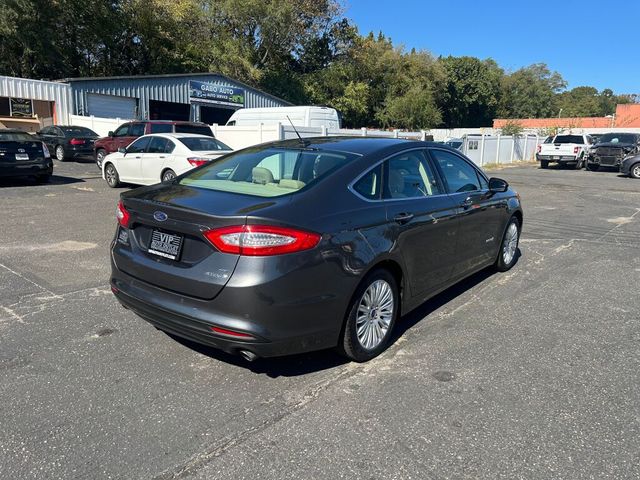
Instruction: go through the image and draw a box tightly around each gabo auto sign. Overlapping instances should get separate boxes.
[189,81,245,107]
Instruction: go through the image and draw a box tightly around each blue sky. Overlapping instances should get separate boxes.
[345,0,639,94]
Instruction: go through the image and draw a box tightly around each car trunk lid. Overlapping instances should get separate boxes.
[0,140,44,163]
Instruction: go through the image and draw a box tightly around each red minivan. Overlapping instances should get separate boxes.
[94,121,213,168]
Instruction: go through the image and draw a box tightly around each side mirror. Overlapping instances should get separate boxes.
[489,177,509,193]
[118,147,127,154]
[108,131,114,137]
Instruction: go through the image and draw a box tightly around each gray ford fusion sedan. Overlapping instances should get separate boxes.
[110,137,523,362]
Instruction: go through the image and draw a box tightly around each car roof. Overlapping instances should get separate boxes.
[267,136,439,156]
[140,133,213,139]
[133,120,206,125]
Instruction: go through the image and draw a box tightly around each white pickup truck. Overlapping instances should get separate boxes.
[536,134,593,169]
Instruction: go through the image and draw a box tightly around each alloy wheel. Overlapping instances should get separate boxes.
[355,279,394,350]
[502,222,519,265]
[105,165,117,187]
[632,164,640,179]
[56,146,64,161]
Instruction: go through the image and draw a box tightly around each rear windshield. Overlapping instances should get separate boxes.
[553,135,584,144]
[597,133,638,144]
[174,124,213,136]
[0,131,36,142]
[178,137,231,151]
[60,127,97,136]
[179,147,359,197]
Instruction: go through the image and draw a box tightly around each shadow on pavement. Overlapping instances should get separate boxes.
[0,175,86,187]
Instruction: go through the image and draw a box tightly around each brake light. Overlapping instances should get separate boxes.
[203,225,321,256]
[116,200,130,228]
[69,138,85,145]
[537,145,541,153]
[42,143,50,158]
[187,157,210,167]
[574,146,580,154]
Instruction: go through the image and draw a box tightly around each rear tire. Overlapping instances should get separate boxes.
[161,169,176,183]
[96,149,107,169]
[540,160,549,169]
[629,163,640,179]
[55,145,65,162]
[574,156,584,169]
[338,269,399,362]
[495,216,520,272]
[104,163,120,188]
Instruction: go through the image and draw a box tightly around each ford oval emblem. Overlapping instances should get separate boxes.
[154,211,168,222]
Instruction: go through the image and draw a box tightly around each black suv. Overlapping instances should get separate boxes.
[586,132,640,171]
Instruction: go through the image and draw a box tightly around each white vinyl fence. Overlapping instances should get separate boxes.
[70,114,133,137]
[69,114,541,166]
[462,134,539,166]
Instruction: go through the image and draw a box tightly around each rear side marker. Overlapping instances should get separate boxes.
[211,326,254,339]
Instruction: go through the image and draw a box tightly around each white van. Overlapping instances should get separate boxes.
[226,106,341,129]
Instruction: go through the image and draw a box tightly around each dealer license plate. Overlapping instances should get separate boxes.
[148,230,183,260]
[15,153,29,160]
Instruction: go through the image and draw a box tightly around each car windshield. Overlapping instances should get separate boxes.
[61,127,97,136]
[178,137,231,151]
[554,135,584,144]
[174,124,213,136]
[0,131,36,142]
[598,133,638,144]
[179,146,359,197]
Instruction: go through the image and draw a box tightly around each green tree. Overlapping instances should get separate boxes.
[438,56,503,127]
[498,63,566,118]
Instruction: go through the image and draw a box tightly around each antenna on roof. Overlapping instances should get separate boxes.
[286,116,308,147]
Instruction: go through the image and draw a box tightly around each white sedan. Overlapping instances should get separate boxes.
[102,133,233,187]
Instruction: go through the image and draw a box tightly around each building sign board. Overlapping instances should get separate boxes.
[189,81,245,107]
[10,98,33,117]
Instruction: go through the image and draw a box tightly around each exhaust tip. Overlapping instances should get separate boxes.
[239,350,258,362]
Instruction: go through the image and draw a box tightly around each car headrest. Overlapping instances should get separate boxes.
[388,169,405,197]
[252,167,274,185]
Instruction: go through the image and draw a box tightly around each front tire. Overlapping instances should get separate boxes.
[104,163,120,188]
[55,145,65,162]
[629,163,640,179]
[495,216,520,272]
[339,270,399,362]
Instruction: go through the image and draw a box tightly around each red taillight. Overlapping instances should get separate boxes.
[210,326,254,338]
[537,145,541,153]
[116,200,130,228]
[203,225,321,256]
[573,146,580,154]
[69,138,85,145]
[187,157,210,167]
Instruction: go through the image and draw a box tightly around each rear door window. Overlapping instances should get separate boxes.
[383,150,443,199]
[149,124,173,134]
[147,137,169,154]
[129,123,146,137]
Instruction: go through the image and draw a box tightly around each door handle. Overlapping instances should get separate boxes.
[159,156,165,159]
[393,213,414,224]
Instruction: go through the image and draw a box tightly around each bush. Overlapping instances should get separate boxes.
[501,120,524,136]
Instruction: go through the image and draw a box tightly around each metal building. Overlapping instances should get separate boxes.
[66,73,291,125]
[0,75,72,131]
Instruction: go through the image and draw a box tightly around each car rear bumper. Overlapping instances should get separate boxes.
[0,160,53,177]
[110,249,348,358]
[536,154,578,163]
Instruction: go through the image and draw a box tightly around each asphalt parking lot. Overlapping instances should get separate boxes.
[1,159,639,479]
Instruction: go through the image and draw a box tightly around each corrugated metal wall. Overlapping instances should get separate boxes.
[0,75,73,124]
[69,74,290,121]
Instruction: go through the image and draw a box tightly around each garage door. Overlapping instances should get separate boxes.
[87,94,137,119]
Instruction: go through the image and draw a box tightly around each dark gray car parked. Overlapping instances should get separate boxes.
[110,137,523,362]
